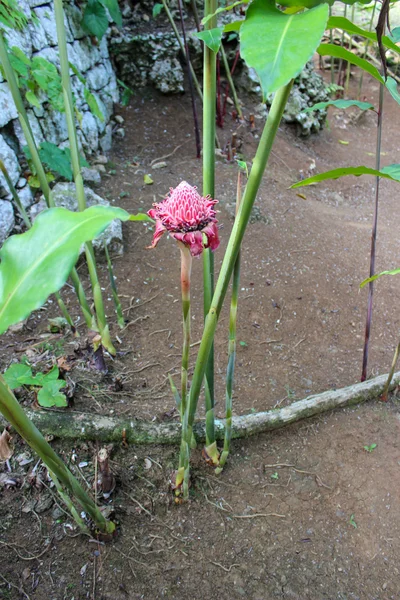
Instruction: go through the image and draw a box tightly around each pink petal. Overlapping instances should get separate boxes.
[203,222,220,252]
[173,231,204,257]
[148,219,166,249]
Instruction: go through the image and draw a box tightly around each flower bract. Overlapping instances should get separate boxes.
[148,181,220,257]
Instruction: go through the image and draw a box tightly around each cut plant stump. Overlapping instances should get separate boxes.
[2,371,399,445]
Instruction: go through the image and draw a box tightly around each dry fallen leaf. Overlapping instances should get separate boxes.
[0,429,13,461]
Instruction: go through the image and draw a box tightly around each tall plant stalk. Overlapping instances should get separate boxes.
[215,171,242,474]
[0,376,115,534]
[177,81,293,498]
[344,5,356,94]
[220,44,243,121]
[0,31,94,333]
[104,243,125,328]
[202,0,218,465]
[361,83,384,381]
[54,0,116,355]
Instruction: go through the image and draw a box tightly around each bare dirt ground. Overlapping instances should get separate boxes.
[1,70,400,599]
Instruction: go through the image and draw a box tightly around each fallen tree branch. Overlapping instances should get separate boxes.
[2,372,399,444]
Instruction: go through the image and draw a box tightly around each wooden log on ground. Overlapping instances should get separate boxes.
[1,371,399,444]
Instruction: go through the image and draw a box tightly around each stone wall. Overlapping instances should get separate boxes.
[0,0,119,240]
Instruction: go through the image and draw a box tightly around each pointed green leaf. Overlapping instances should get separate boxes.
[194,28,223,53]
[100,0,122,27]
[152,3,163,18]
[38,381,67,408]
[304,99,374,112]
[385,77,400,107]
[317,44,384,84]
[25,90,41,109]
[33,366,62,387]
[84,88,104,122]
[291,164,400,189]
[202,1,247,26]
[360,267,400,288]
[240,0,329,99]
[389,27,400,44]
[327,16,400,56]
[0,205,132,334]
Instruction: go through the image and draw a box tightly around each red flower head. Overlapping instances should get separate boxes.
[148,181,220,257]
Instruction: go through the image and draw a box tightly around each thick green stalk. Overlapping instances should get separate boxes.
[220,44,243,120]
[177,82,293,496]
[54,0,116,355]
[0,31,94,332]
[216,171,242,474]
[329,6,334,84]
[0,376,115,534]
[49,470,90,533]
[202,0,217,447]
[104,243,125,328]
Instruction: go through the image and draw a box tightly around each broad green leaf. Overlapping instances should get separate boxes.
[194,28,223,53]
[25,90,41,108]
[9,52,29,78]
[385,77,400,107]
[152,3,163,18]
[240,0,329,99]
[38,142,74,180]
[304,99,374,112]
[291,164,400,189]
[32,366,62,387]
[38,381,67,408]
[82,0,109,40]
[327,17,400,56]
[144,174,153,185]
[360,267,400,288]
[100,0,122,27]
[3,363,36,389]
[0,205,129,334]
[317,44,384,84]
[46,80,64,113]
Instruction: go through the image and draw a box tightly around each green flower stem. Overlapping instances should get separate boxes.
[49,470,90,533]
[0,375,115,534]
[177,81,293,497]
[202,0,217,451]
[216,171,242,474]
[175,244,192,497]
[0,31,94,332]
[54,0,116,355]
[104,242,125,329]
[220,44,243,121]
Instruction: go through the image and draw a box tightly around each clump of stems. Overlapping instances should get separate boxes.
[216,169,242,474]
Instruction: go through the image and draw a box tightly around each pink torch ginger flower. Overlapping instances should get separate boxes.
[148,181,220,257]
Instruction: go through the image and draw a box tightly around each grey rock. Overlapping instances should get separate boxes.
[13,110,44,147]
[115,127,125,138]
[18,185,35,209]
[80,111,99,152]
[28,17,48,51]
[109,31,184,93]
[150,58,184,94]
[32,183,123,255]
[94,155,108,164]
[100,124,113,152]
[81,167,101,186]
[35,494,54,514]
[0,82,18,128]
[86,64,112,91]
[66,3,86,40]
[4,27,32,58]
[0,135,20,194]
[0,200,15,244]
[114,115,124,124]
[39,108,69,145]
